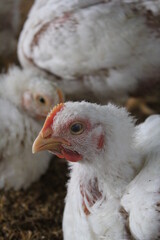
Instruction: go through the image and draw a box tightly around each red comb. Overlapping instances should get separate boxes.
[42,103,64,134]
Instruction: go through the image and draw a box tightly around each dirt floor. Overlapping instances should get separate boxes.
[0,158,68,240]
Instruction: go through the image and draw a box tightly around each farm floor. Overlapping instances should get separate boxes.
[0,158,68,240]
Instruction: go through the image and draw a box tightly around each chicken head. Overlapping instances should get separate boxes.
[32,102,106,162]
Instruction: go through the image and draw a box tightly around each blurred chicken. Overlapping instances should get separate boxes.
[121,115,160,240]
[18,0,160,104]
[0,66,63,190]
[33,101,160,239]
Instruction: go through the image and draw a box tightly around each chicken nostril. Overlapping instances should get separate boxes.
[42,128,53,139]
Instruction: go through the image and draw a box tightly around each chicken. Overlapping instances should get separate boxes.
[0,66,64,119]
[32,101,160,239]
[18,0,160,103]
[121,115,160,240]
[0,66,64,190]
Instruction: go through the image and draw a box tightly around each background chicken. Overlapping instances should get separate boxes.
[0,66,64,119]
[121,115,160,240]
[0,66,63,190]
[18,0,160,105]
[33,101,160,240]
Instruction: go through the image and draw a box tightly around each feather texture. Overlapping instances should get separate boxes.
[18,0,160,103]
[32,101,160,239]
[0,98,50,190]
[0,66,63,189]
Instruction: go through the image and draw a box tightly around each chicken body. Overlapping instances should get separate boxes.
[0,98,50,190]
[33,101,160,239]
[0,66,63,189]
[121,115,160,240]
[59,103,141,240]
[18,0,160,103]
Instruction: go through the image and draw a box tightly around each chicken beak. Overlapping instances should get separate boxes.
[32,132,69,154]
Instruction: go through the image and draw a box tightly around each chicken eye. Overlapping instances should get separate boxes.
[35,95,47,105]
[70,122,84,135]
[39,97,46,104]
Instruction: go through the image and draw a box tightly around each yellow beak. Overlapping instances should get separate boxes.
[32,133,69,154]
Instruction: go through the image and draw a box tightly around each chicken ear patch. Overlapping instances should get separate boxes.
[97,134,105,149]
[92,125,105,150]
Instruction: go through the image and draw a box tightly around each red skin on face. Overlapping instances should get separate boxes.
[42,103,104,162]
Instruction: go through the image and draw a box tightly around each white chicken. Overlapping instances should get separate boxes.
[18,0,160,103]
[32,101,160,239]
[121,115,160,240]
[0,66,64,190]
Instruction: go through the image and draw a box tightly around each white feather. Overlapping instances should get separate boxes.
[18,0,160,103]
[41,101,160,239]
[121,115,160,240]
[0,99,50,190]
[0,66,62,189]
